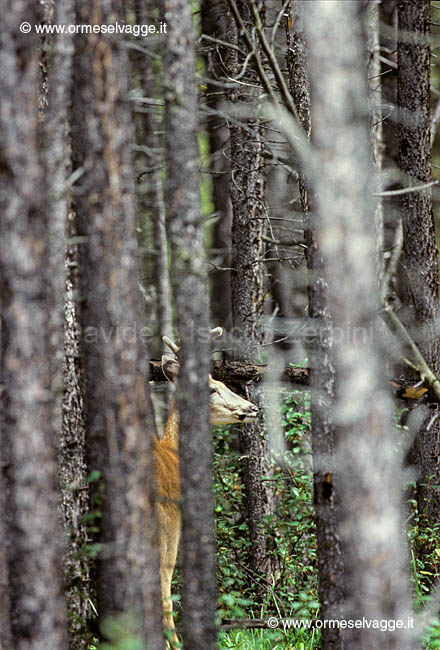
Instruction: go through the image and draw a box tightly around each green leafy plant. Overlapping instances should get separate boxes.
[407,481,440,649]
[214,389,318,648]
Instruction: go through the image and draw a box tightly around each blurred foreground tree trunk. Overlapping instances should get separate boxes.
[286,5,344,649]
[226,0,274,599]
[397,0,440,539]
[0,3,68,649]
[304,3,414,649]
[0,462,12,650]
[71,1,164,647]
[162,0,217,647]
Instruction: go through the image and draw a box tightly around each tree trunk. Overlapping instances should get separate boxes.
[379,0,402,303]
[40,3,93,647]
[0,424,13,650]
[162,0,217,648]
[303,3,414,649]
[134,0,173,350]
[226,0,274,599]
[201,0,233,331]
[397,0,440,532]
[63,239,93,650]
[366,0,385,286]
[286,4,344,648]
[380,0,399,167]
[0,3,68,648]
[71,1,164,647]
[132,0,173,438]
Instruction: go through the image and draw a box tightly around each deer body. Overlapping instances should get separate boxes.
[154,331,258,644]
[154,401,180,643]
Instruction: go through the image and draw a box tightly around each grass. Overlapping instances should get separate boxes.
[218,627,320,650]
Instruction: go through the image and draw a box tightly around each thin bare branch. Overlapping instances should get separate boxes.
[382,306,440,404]
[225,0,278,103]
[245,0,299,120]
[374,181,437,196]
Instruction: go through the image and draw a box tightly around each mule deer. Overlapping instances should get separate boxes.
[154,328,258,644]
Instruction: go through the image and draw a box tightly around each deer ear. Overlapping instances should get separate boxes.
[161,355,180,383]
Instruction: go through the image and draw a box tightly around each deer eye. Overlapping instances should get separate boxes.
[210,387,217,395]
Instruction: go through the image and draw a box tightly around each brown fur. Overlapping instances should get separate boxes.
[154,340,258,646]
[154,402,181,645]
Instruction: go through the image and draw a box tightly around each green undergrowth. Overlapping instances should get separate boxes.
[88,392,440,649]
[214,391,319,649]
[217,626,320,650]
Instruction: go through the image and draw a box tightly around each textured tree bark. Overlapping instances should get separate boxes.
[162,0,217,648]
[226,0,274,599]
[286,5,344,649]
[71,1,164,647]
[40,2,93,647]
[397,0,440,532]
[62,243,93,650]
[0,2,68,648]
[397,0,437,332]
[304,3,414,649]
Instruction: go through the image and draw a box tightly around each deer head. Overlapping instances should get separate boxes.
[161,328,258,424]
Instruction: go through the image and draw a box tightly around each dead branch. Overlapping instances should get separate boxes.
[220,618,317,630]
[382,305,440,404]
[245,0,299,119]
[225,0,278,103]
[148,359,309,388]
[220,618,270,630]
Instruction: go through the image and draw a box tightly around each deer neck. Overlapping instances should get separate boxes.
[162,397,179,448]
